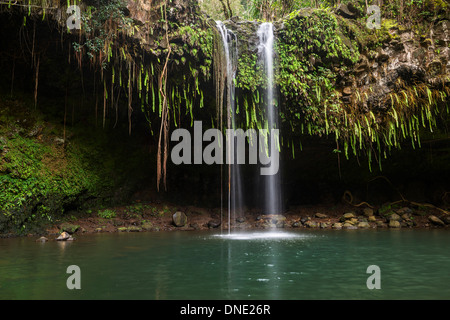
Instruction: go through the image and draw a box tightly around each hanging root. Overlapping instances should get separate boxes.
[342,190,374,208]
[367,176,450,215]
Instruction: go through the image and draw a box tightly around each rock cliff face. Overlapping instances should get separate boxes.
[340,18,449,110]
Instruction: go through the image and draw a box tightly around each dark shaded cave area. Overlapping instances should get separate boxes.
[1,11,450,218]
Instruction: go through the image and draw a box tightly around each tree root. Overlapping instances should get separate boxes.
[342,176,450,216]
[342,190,374,209]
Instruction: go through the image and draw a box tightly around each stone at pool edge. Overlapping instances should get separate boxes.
[428,215,445,226]
[56,231,75,241]
[389,220,401,228]
[172,211,188,227]
[208,219,221,228]
[36,236,48,242]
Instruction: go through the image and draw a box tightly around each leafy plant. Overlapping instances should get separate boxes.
[97,209,116,219]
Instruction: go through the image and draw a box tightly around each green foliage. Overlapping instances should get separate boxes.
[97,209,116,219]
[72,0,133,67]
[200,0,245,20]
[277,9,360,134]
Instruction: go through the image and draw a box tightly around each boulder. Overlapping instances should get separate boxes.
[304,220,318,228]
[291,221,302,228]
[172,211,187,227]
[343,222,357,229]
[332,222,343,229]
[208,219,221,228]
[56,231,71,241]
[428,215,445,226]
[300,217,310,224]
[315,213,328,219]
[340,212,356,221]
[36,236,48,242]
[389,220,401,228]
[335,3,360,19]
[388,213,402,222]
[357,221,370,228]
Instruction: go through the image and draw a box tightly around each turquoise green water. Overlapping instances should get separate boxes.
[0,229,449,299]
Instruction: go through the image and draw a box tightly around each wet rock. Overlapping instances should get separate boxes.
[343,222,357,229]
[36,236,48,242]
[315,213,328,219]
[304,220,318,228]
[389,220,401,228]
[388,213,402,222]
[291,221,302,228]
[257,214,286,228]
[368,215,377,222]
[357,221,370,228]
[320,222,329,229]
[340,212,356,221]
[300,217,310,224]
[56,231,71,241]
[270,214,286,226]
[208,219,221,228]
[236,217,246,223]
[428,215,445,226]
[401,213,412,221]
[332,222,343,229]
[172,211,187,227]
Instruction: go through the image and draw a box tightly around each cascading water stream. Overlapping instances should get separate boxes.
[216,21,243,234]
[257,22,282,216]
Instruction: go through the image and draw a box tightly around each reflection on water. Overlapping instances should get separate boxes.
[0,229,449,299]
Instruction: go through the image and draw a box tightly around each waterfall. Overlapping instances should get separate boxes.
[257,22,282,215]
[216,21,243,233]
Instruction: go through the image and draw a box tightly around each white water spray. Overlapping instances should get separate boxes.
[216,21,243,234]
[257,22,282,215]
